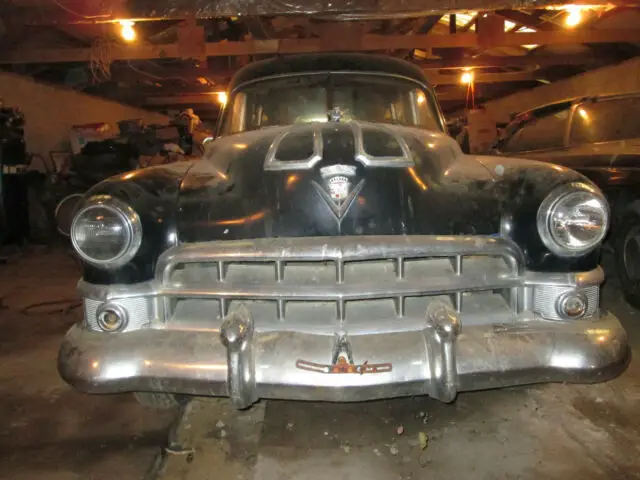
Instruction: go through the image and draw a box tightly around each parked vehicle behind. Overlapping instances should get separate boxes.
[494,93,640,308]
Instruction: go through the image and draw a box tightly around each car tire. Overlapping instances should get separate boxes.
[133,392,184,409]
[615,210,640,309]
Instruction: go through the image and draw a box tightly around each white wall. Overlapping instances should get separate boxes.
[0,71,169,164]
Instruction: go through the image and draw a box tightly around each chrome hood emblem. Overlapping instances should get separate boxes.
[328,106,345,123]
[313,164,364,222]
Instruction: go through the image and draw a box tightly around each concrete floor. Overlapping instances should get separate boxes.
[1,248,639,480]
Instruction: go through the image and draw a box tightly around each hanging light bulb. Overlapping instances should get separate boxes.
[460,71,474,85]
[118,20,136,42]
[216,92,228,105]
[564,6,583,28]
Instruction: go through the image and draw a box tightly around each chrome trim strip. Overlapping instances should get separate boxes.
[350,122,414,168]
[524,266,604,287]
[159,274,520,301]
[263,124,324,171]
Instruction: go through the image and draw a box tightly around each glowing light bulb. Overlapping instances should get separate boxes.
[417,92,426,104]
[216,92,228,105]
[118,20,136,42]
[460,71,474,85]
[564,6,583,27]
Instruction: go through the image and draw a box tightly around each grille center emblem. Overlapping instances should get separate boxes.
[314,164,364,222]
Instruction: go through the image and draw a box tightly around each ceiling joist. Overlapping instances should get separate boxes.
[3,0,635,24]
[1,29,640,64]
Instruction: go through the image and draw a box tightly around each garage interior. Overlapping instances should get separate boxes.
[1,0,640,479]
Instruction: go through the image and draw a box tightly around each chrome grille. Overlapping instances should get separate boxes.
[157,236,524,324]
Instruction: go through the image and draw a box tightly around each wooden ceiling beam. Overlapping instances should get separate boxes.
[145,93,223,106]
[3,0,631,24]
[417,53,598,69]
[428,70,542,84]
[141,69,540,105]
[494,9,555,30]
[102,53,594,88]
[2,29,640,64]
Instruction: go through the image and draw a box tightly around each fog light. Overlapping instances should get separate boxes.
[96,303,128,332]
[556,292,588,319]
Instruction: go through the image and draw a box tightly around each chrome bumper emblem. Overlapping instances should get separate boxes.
[296,333,392,374]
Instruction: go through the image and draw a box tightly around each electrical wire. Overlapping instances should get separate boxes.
[89,36,113,83]
[49,0,111,19]
[20,298,82,316]
[465,80,475,110]
[126,61,205,85]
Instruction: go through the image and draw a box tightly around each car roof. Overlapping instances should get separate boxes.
[512,91,640,122]
[227,53,431,92]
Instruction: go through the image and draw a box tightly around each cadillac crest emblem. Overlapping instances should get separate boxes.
[327,175,351,202]
[313,164,364,222]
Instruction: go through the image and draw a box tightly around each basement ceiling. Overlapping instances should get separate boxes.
[1,0,639,121]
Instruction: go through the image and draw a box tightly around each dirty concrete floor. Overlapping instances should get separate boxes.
[1,248,639,480]
[0,247,176,480]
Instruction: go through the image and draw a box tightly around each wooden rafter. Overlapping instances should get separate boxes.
[2,29,640,64]
[2,0,632,25]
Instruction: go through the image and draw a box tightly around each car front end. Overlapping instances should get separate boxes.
[57,54,629,408]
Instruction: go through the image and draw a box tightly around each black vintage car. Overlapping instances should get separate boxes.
[495,93,640,307]
[58,54,628,409]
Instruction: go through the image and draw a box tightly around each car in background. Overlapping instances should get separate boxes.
[494,93,640,308]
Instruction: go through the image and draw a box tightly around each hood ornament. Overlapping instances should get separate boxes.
[328,107,345,123]
[313,164,364,223]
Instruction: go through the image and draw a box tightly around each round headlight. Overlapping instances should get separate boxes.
[537,182,609,257]
[70,195,142,268]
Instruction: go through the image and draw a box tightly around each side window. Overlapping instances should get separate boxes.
[570,98,640,145]
[501,110,569,153]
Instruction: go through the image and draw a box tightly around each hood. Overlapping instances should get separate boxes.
[176,121,594,271]
[80,122,600,285]
[177,121,505,241]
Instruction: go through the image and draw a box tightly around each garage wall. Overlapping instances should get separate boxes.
[0,71,169,163]
[483,57,640,123]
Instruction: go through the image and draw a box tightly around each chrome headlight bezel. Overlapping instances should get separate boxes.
[70,195,143,269]
[536,182,609,257]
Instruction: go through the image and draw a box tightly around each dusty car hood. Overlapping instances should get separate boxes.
[83,122,595,284]
[176,122,580,243]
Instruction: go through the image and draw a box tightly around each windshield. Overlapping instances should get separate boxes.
[220,73,443,135]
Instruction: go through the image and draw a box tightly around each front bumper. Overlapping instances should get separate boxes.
[59,308,629,408]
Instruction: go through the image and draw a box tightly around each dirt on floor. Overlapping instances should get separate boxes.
[0,247,177,480]
[0,248,639,480]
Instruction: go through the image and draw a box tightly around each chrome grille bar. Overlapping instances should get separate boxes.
[160,274,520,301]
[157,235,524,281]
[156,236,524,321]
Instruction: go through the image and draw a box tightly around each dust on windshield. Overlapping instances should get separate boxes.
[221,73,443,134]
